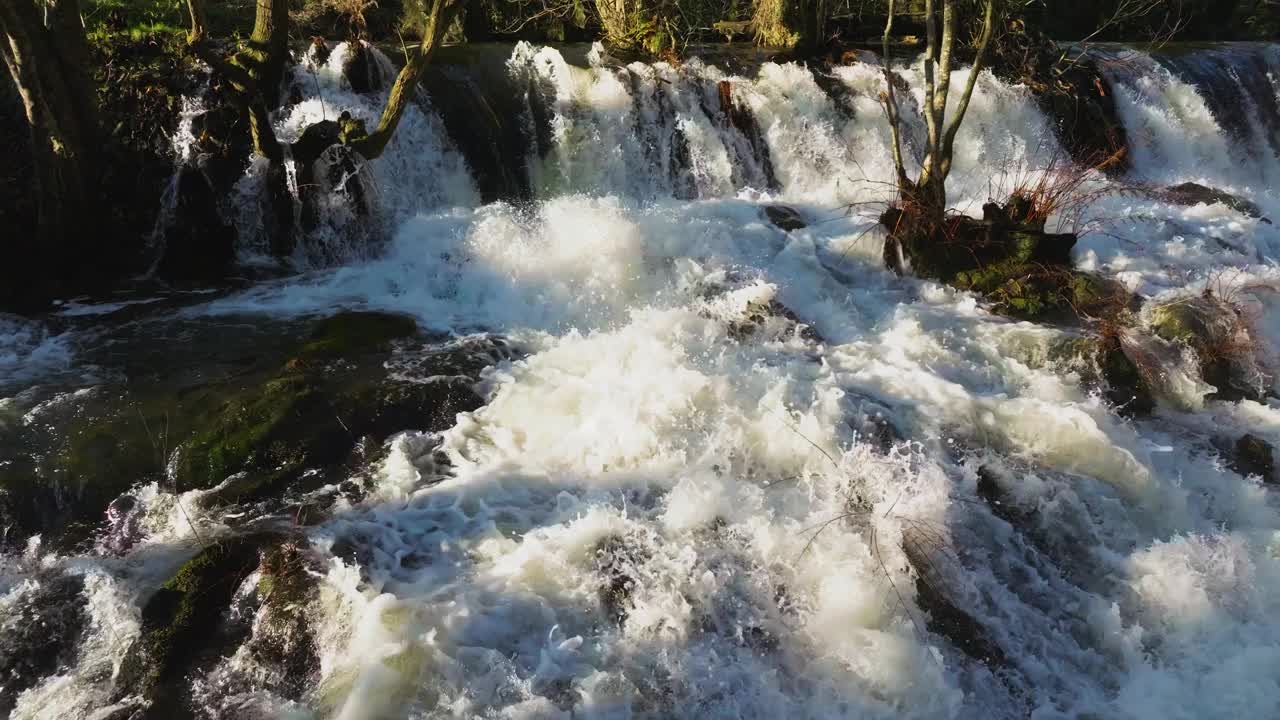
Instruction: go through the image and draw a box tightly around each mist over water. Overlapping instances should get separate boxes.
[5,40,1280,719]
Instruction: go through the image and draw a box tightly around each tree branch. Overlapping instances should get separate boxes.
[938,0,997,180]
[919,0,940,186]
[881,0,909,190]
[349,0,464,159]
[186,0,208,44]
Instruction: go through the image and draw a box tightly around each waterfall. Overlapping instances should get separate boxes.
[7,40,1280,720]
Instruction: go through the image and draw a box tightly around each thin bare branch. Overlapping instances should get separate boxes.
[938,0,997,181]
[882,0,910,189]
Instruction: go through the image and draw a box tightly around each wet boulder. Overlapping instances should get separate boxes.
[116,535,270,714]
[764,205,807,232]
[0,573,88,716]
[1163,182,1271,223]
[1043,332,1157,416]
[293,114,376,241]
[1097,334,1158,416]
[726,298,823,344]
[1223,434,1277,483]
[1148,295,1270,402]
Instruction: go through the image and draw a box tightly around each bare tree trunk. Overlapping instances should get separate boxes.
[349,0,464,159]
[882,0,910,191]
[0,0,99,300]
[186,0,286,161]
[881,0,998,224]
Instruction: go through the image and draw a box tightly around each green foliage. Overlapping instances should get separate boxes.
[751,0,798,47]
[85,0,253,38]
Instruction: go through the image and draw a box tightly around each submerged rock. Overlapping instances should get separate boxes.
[902,529,1007,668]
[976,464,1032,530]
[116,535,270,714]
[1163,182,1271,223]
[764,205,807,232]
[0,573,88,716]
[594,535,645,626]
[1224,434,1277,483]
[0,312,499,549]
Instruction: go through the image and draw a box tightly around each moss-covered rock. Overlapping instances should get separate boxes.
[883,200,1129,323]
[118,535,267,711]
[1043,332,1156,416]
[1,311,497,549]
[249,539,321,696]
[1149,295,1267,402]
[183,311,466,506]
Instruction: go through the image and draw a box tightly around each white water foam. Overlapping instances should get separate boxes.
[10,42,1280,720]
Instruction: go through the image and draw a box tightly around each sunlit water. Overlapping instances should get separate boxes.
[5,41,1280,719]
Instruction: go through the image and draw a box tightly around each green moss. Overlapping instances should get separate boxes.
[86,0,252,38]
[131,537,265,697]
[181,312,420,497]
[294,311,419,365]
[1150,302,1204,344]
[1098,336,1156,415]
[181,377,333,495]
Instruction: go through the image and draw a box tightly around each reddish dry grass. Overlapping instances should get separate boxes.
[990,145,1129,234]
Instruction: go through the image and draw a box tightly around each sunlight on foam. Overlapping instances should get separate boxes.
[15,40,1280,720]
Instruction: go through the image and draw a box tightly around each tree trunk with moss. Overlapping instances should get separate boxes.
[247,0,290,107]
[0,0,100,304]
[187,0,288,161]
[349,0,465,159]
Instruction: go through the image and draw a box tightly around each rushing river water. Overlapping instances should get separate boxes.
[3,40,1280,719]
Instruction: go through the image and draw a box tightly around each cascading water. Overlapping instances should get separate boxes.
[5,40,1280,720]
